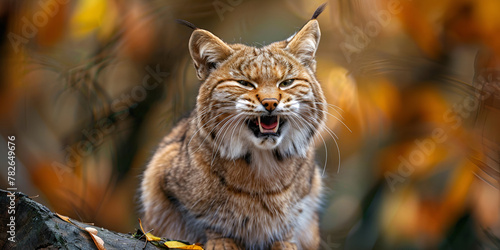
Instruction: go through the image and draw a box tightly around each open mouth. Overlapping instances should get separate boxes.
[247,115,285,137]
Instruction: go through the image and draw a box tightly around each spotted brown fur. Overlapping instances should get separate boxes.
[141,4,328,250]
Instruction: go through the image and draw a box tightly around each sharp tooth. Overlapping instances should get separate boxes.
[272,115,280,133]
[258,116,264,133]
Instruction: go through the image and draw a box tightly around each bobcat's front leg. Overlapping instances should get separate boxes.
[271,241,298,250]
[205,238,240,250]
[204,230,241,250]
[271,230,298,250]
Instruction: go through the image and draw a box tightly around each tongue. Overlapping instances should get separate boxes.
[258,115,280,133]
[261,121,277,130]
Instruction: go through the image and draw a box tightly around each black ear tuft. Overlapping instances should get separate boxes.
[311,3,327,20]
[175,19,198,30]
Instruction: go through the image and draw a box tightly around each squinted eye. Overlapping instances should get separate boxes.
[237,80,254,88]
[279,79,295,88]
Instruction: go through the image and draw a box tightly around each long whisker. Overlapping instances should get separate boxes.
[188,112,224,147]
[310,101,345,112]
[211,114,244,165]
[290,108,339,141]
[229,116,247,163]
[303,104,352,133]
[289,111,342,174]
[190,101,245,150]
[288,113,331,176]
[299,109,340,140]
[309,101,346,119]
[214,114,245,164]
[211,115,235,165]
[193,114,234,154]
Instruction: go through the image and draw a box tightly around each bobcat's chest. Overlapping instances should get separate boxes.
[200,181,315,246]
[174,152,317,246]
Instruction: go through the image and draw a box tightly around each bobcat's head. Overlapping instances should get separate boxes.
[188,10,327,161]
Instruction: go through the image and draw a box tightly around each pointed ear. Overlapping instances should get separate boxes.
[285,20,321,71]
[189,29,233,80]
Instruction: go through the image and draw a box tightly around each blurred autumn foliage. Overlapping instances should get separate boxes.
[0,0,498,249]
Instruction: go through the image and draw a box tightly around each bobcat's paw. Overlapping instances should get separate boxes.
[205,238,240,250]
[271,241,298,250]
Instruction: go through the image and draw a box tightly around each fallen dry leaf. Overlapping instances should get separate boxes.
[55,213,71,223]
[85,227,98,235]
[138,218,155,242]
[90,235,105,250]
[85,227,106,250]
[165,241,204,249]
[145,232,162,241]
[55,213,106,249]
[137,218,204,249]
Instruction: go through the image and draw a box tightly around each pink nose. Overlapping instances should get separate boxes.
[261,98,278,112]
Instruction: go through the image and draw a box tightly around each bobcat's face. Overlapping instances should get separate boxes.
[209,47,325,153]
[190,19,326,159]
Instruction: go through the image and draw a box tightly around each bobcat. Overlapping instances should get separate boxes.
[141,4,328,250]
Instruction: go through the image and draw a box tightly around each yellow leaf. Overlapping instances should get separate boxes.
[165,241,204,249]
[70,0,109,38]
[178,245,204,250]
[165,241,188,248]
[145,232,162,241]
[138,218,158,242]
